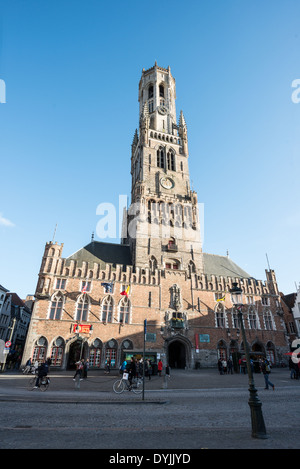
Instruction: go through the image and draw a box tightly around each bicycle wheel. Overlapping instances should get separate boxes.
[131,378,143,394]
[40,378,49,392]
[113,379,125,394]
[27,377,36,390]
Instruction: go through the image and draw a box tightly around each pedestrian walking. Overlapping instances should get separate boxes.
[157,359,163,377]
[73,359,84,381]
[261,359,275,390]
[165,364,170,378]
[83,359,89,378]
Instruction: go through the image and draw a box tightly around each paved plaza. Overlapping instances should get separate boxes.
[0,367,299,450]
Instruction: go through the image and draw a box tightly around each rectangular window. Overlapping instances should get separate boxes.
[55,278,66,289]
[81,281,91,292]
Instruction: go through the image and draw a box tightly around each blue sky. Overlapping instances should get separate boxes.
[0,0,299,298]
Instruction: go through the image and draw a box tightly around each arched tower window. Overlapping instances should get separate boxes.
[148,85,154,99]
[157,147,165,168]
[167,149,175,171]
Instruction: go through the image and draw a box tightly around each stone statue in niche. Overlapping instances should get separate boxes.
[170,284,181,311]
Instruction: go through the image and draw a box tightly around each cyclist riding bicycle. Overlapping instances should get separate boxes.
[34,361,48,389]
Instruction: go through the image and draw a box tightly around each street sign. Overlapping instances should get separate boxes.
[5,341,11,348]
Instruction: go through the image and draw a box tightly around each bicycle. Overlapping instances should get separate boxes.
[113,373,143,394]
[28,373,50,392]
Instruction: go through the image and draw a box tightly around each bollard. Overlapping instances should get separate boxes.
[75,374,80,390]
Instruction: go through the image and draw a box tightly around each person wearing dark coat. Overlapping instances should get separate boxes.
[128,357,136,385]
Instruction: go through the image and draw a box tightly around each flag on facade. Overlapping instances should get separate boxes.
[81,283,87,293]
[101,282,113,293]
[120,285,130,297]
[217,295,225,302]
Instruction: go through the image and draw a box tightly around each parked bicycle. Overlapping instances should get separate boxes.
[28,373,50,392]
[113,373,143,394]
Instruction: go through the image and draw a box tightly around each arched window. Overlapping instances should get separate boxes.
[217,340,227,360]
[148,85,153,99]
[89,338,103,368]
[157,146,165,168]
[215,303,226,328]
[101,295,113,323]
[75,295,89,322]
[119,296,130,324]
[248,306,260,329]
[149,255,158,272]
[50,337,64,366]
[49,293,64,320]
[105,339,118,368]
[159,84,164,98]
[264,310,275,330]
[167,149,175,171]
[32,336,47,364]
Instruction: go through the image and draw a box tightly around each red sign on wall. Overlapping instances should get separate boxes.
[73,324,92,334]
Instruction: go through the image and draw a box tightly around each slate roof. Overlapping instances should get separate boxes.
[202,253,250,279]
[66,241,250,280]
[66,241,132,269]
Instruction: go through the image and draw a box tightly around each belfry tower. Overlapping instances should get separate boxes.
[123,62,203,274]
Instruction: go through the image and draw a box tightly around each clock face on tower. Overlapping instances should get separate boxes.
[157,105,167,115]
[160,177,174,189]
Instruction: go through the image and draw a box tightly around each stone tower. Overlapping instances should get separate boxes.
[123,63,203,273]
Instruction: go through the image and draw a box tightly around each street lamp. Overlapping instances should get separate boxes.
[230,282,268,439]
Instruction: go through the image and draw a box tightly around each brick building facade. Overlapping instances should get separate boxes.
[22,64,289,371]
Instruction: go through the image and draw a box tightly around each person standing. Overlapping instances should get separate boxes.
[227,358,233,374]
[120,359,127,375]
[23,358,32,374]
[128,357,136,386]
[261,359,275,390]
[105,359,111,374]
[145,359,151,380]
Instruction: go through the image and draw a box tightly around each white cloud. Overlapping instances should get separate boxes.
[0,213,15,227]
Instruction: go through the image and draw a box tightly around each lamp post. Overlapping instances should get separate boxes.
[230,282,268,439]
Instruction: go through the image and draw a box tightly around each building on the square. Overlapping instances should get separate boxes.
[280,286,300,346]
[0,292,32,369]
[22,63,289,371]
